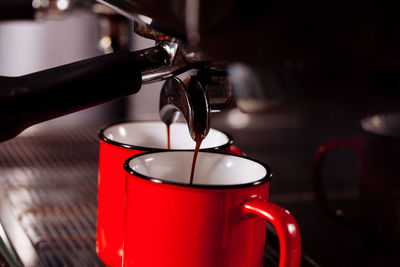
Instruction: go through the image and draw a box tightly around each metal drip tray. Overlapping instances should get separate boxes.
[0,126,105,267]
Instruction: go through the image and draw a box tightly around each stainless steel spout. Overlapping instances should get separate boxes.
[159,77,210,141]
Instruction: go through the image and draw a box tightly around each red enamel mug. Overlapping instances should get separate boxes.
[96,121,242,266]
[123,151,301,267]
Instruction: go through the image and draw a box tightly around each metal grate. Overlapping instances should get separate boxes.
[0,126,105,267]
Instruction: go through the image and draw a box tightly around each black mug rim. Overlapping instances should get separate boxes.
[123,151,273,189]
[99,120,234,152]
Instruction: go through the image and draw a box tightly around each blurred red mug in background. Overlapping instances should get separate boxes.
[123,151,301,267]
[312,113,400,253]
[96,121,242,266]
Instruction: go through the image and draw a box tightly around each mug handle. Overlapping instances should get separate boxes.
[242,201,302,267]
[312,137,362,224]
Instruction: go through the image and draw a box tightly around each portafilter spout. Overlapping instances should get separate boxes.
[159,77,210,141]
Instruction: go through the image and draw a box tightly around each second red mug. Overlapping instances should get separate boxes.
[96,121,242,266]
[312,113,400,252]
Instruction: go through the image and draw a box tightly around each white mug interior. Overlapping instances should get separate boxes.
[127,151,268,186]
[103,122,230,150]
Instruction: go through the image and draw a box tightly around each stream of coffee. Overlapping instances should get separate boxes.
[166,126,203,185]
[189,134,203,185]
[166,124,171,149]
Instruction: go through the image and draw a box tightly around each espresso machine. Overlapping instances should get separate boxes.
[1,0,400,266]
[1,0,400,140]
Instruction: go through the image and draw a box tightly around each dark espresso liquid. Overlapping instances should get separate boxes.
[189,134,203,185]
[166,125,202,184]
[166,124,171,149]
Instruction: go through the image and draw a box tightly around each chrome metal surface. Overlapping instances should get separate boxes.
[159,77,210,141]
[141,42,192,84]
[140,39,219,85]
[158,69,233,140]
